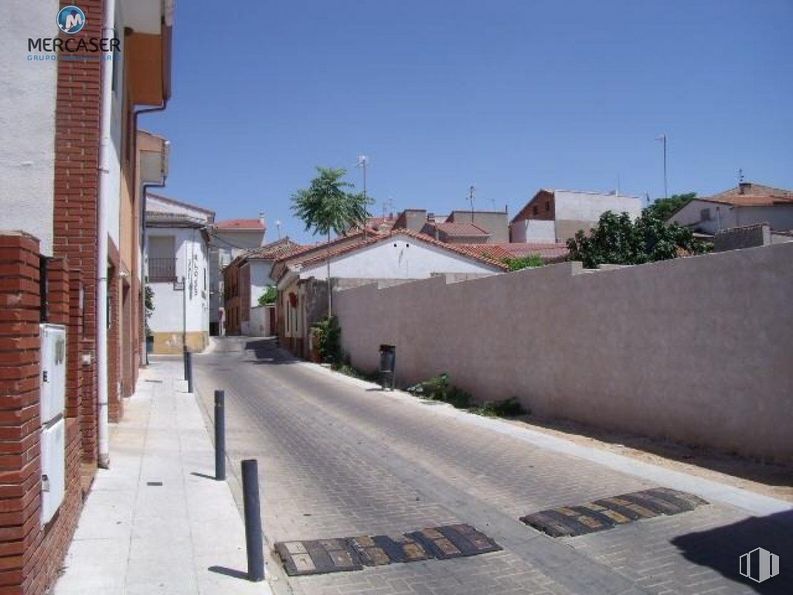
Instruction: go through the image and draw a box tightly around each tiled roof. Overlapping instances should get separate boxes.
[244,238,301,260]
[699,195,793,207]
[459,242,569,262]
[215,218,266,230]
[272,229,508,281]
[146,193,216,217]
[432,222,490,236]
[711,182,793,199]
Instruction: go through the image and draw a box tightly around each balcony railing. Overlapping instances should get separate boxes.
[148,258,177,282]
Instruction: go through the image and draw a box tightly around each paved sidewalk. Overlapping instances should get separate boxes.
[55,357,271,595]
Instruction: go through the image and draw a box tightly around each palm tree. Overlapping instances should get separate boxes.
[291,167,372,316]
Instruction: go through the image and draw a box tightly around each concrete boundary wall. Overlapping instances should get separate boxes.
[334,242,793,460]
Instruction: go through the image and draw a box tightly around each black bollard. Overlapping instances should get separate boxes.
[214,390,226,481]
[185,351,193,393]
[241,459,265,582]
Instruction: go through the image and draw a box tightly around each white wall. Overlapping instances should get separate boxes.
[106,0,125,250]
[555,190,643,221]
[249,260,275,303]
[669,200,735,235]
[1,0,58,255]
[146,227,209,334]
[299,234,501,280]
[246,305,273,337]
[511,220,556,243]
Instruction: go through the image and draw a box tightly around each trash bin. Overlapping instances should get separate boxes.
[379,344,396,391]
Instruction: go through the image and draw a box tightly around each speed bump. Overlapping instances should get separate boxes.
[275,524,501,576]
[520,487,707,538]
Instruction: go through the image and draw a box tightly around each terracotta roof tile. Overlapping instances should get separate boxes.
[459,242,569,262]
[215,218,266,230]
[701,194,793,207]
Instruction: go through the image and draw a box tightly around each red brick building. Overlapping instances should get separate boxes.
[0,1,174,591]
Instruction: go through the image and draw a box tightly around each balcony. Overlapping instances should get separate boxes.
[148,258,177,282]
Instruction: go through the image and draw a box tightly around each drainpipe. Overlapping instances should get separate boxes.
[96,0,116,468]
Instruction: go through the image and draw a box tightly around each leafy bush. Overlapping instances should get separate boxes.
[258,286,278,306]
[471,397,527,418]
[311,316,342,363]
[503,254,544,271]
[405,373,471,408]
[144,286,155,337]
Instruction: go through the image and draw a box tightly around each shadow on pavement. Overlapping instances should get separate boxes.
[670,510,793,594]
[207,566,249,580]
[244,339,302,366]
[190,471,216,481]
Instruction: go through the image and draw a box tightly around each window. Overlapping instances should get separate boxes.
[700,208,711,221]
[148,236,176,281]
[545,201,550,212]
[532,205,539,216]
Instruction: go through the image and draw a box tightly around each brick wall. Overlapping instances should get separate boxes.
[107,271,122,423]
[53,0,104,465]
[0,233,83,594]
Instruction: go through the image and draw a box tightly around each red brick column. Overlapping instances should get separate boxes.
[53,0,104,465]
[0,233,42,591]
[0,234,86,593]
[65,271,83,422]
[108,273,122,422]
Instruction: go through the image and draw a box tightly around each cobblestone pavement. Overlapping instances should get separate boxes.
[194,338,792,595]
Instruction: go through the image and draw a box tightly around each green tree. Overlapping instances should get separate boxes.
[503,254,544,271]
[257,286,277,306]
[291,167,372,316]
[644,192,697,221]
[566,210,708,269]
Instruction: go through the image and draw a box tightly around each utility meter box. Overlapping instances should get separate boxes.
[40,417,65,525]
[40,324,66,424]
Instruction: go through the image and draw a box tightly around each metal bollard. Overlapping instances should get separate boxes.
[185,351,193,393]
[183,347,189,380]
[214,390,226,481]
[241,459,265,582]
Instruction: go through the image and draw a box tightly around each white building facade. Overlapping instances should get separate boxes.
[510,189,643,243]
[145,195,213,353]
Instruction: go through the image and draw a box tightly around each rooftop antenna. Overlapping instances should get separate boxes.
[275,220,281,239]
[356,155,369,237]
[655,134,668,199]
[468,185,476,222]
[738,168,745,183]
[382,196,394,219]
[356,155,369,199]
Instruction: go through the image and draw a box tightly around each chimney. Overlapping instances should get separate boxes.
[738,182,750,195]
[259,211,266,225]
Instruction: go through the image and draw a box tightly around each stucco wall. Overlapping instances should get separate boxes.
[335,243,793,460]
[555,190,642,221]
[1,0,58,255]
[511,219,556,243]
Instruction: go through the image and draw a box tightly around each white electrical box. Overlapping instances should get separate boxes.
[40,417,65,526]
[40,324,66,424]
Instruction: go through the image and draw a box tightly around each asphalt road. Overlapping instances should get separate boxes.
[193,337,791,595]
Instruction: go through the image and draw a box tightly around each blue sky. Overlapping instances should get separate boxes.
[144,0,793,243]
